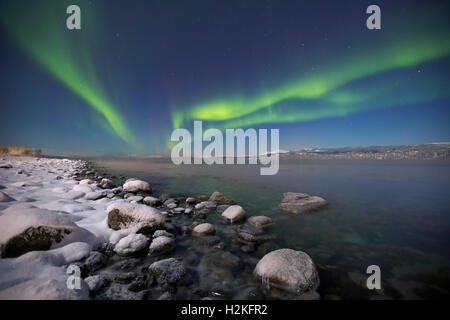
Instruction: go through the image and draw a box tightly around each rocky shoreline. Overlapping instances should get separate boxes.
[0,155,326,300]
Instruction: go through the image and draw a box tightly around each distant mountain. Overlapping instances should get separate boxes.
[281,143,450,160]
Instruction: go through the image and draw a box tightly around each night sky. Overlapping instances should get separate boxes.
[0,0,449,154]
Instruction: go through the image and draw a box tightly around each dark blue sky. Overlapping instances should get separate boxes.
[0,0,449,154]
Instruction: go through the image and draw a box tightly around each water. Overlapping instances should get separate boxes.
[93,158,450,299]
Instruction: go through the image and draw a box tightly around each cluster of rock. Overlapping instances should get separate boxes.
[0,156,325,300]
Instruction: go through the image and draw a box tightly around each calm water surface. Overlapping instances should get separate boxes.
[93,158,450,299]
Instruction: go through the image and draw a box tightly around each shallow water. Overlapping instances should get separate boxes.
[92,158,450,299]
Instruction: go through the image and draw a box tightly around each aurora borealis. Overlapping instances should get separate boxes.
[0,0,449,153]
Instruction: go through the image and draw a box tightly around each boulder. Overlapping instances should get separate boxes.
[107,202,164,234]
[84,251,108,272]
[148,258,189,285]
[221,205,246,223]
[100,178,115,188]
[149,236,174,255]
[254,248,319,294]
[85,275,109,294]
[143,196,161,206]
[123,179,151,193]
[278,192,327,214]
[114,233,149,257]
[152,230,174,238]
[185,197,198,205]
[208,192,235,205]
[193,223,216,236]
[194,201,217,218]
[0,208,93,258]
[248,216,274,229]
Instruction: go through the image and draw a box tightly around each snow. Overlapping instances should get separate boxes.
[114,233,149,255]
[16,242,92,266]
[106,202,164,225]
[0,156,125,298]
[122,179,151,192]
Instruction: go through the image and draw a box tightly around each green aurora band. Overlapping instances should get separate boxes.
[172,33,450,130]
[0,1,138,147]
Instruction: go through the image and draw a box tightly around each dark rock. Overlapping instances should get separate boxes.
[85,251,108,273]
[148,258,190,286]
[114,272,137,284]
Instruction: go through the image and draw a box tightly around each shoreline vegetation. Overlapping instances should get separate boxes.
[0,145,42,157]
[0,154,327,300]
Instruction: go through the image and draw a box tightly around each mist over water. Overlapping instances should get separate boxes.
[93,157,450,299]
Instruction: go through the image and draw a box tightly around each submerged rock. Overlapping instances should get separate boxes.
[216,205,230,214]
[222,205,246,223]
[200,251,241,271]
[254,248,319,295]
[209,192,235,205]
[148,258,189,285]
[278,192,327,214]
[248,216,274,229]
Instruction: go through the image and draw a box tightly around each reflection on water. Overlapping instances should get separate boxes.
[93,158,450,299]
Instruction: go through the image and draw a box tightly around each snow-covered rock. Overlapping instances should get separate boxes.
[221,205,246,223]
[254,249,319,294]
[16,242,92,266]
[85,191,106,200]
[143,196,161,206]
[127,195,143,203]
[79,179,94,185]
[100,178,115,188]
[114,233,149,257]
[0,207,96,258]
[72,184,95,193]
[149,235,174,255]
[123,179,151,193]
[107,202,164,234]
[152,230,174,238]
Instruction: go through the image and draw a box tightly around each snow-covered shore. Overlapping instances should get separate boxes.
[0,156,121,298]
[0,155,321,300]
